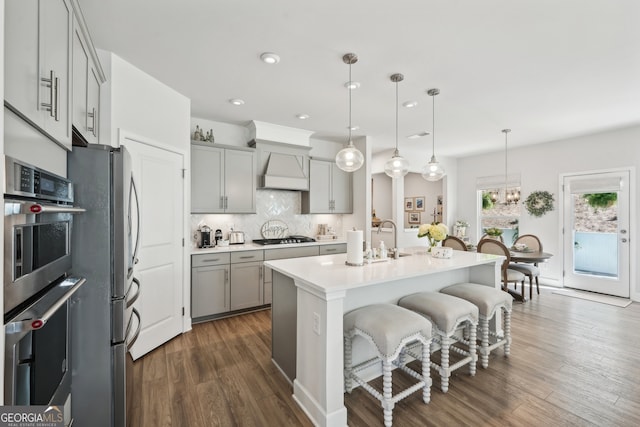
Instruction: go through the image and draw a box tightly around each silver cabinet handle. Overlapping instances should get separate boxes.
[40,70,56,119]
[87,107,96,136]
[621,238,628,243]
[54,75,60,121]
[239,256,255,259]
[325,248,337,252]
[202,258,221,263]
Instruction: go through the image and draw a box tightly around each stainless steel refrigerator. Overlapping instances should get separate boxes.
[67,144,141,427]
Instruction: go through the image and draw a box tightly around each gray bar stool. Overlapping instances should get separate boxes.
[344,303,432,427]
[398,292,478,393]
[440,283,513,368]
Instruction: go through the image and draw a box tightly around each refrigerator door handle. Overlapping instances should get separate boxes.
[129,176,141,266]
[126,308,142,350]
[125,277,141,308]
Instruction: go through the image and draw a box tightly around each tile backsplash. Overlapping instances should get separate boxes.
[190,189,343,247]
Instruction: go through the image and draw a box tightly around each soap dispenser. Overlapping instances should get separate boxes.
[379,240,387,259]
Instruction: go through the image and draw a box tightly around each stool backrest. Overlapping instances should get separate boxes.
[442,236,467,251]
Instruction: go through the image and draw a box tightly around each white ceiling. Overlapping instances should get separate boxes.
[78,0,640,157]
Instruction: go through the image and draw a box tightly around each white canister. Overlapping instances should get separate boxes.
[431,246,453,259]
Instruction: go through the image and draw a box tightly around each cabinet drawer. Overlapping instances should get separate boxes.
[264,246,319,261]
[319,244,347,255]
[192,253,231,267]
[231,251,264,263]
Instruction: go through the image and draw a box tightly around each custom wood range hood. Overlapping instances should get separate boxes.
[248,121,313,191]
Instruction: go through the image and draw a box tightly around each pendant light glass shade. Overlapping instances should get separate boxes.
[422,88,445,181]
[335,53,364,172]
[384,73,409,178]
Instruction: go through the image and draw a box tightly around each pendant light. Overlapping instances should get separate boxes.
[422,88,445,181]
[335,53,364,172]
[496,129,520,205]
[384,73,410,178]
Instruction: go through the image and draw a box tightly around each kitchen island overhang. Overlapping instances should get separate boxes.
[266,247,504,427]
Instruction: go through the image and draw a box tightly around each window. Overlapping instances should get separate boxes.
[477,174,521,245]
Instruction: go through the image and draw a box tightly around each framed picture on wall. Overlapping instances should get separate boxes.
[408,212,421,224]
[404,198,414,211]
[414,196,425,211]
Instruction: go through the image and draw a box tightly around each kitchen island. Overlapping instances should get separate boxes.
[265,247,503,427]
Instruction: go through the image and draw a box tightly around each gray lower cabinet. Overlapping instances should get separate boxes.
[192,244,345,321]
[263,246,321,306]
[191,253,231,319]
[230,251,264,310]
[319,243,347,255]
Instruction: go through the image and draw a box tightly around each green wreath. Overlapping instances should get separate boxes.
[524,191,554,217]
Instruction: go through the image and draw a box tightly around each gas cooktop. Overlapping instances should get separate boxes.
[252,235,316,245]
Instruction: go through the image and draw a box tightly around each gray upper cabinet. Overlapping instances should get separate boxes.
[72,11,103,145]
[191,142,256,213]
[302,159,352,214]
[5,0,73,150]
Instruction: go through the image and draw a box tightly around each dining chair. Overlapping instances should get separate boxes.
[442,236,467,251]
[477,239,525,298]
[480,234,504,243]
[508,234,542,298]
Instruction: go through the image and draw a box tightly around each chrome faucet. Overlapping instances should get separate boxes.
[377,219,399,259]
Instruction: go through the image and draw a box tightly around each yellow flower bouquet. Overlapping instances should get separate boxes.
[417,222,449,251]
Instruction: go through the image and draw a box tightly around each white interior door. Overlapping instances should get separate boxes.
[121,135,185,359]
[563,171,630,297]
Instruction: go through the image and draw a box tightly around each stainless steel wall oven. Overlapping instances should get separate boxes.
[3,156,86,420]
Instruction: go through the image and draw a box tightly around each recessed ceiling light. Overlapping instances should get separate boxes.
[347,125,360,131]
[260,52,280,64]
[344,81,360,90]
[296,114,310,120]
[403,101,418,108]
[407,131,430,139]
[229,98,245,106]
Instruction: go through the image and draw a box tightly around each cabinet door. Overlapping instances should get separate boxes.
[86,65,101,143]
[191,265,230,318]
[307,159,332,213]
[263,263,273,305]
[230,261,263,310]
[72,19,89,139]
[331,164,352,213]
[5,0,41,128]
[224,149,256,213]
[191,145,224,213]
[40,0,72,148]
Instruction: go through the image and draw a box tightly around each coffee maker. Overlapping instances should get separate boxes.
[197,225,213,248]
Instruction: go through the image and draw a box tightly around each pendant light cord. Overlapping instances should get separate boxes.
[348,60,352,144]
[395,80,399,152]
[432,93,436,157]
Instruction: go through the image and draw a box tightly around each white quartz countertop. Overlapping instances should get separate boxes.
[191,239,346,255]
[264,247,503,294]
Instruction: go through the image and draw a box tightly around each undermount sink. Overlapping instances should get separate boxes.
[389,250,411,258]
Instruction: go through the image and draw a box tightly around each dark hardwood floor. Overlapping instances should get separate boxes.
[129,289,640,426]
